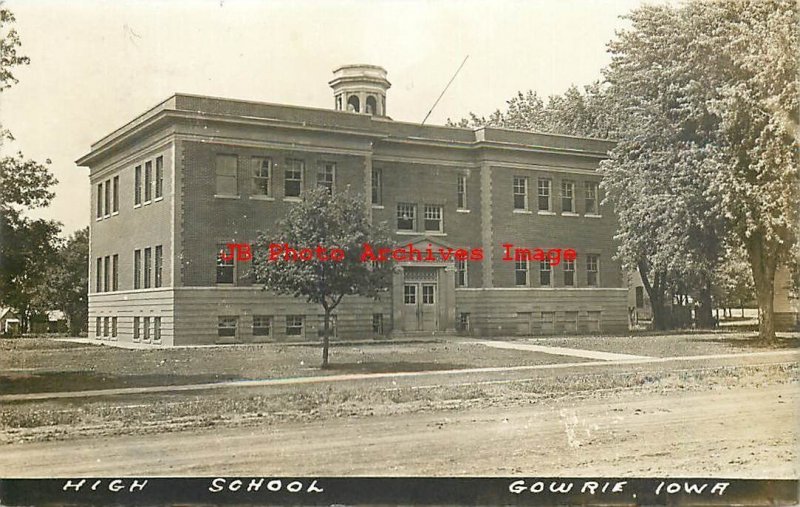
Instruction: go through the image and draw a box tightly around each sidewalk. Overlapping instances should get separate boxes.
[2,348,796,403]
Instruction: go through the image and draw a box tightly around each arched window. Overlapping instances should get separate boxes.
[347,95,360,113]
[366,95,377,115]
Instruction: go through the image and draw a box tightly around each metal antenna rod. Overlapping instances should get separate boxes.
[421,55,469,125]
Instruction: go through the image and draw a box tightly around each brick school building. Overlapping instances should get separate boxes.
[78,65,627,346]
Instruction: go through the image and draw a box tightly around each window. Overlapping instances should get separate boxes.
[539,261,551,286]
[144,161,152,202]
[154,245,163,288]
[143,316,151,341]
[215,154,238,196]
[563,259,575,287]
[458,312,470,332]
[155,156,164,199]
[95,317,101,337]
[134,249,142,289]
[251,157,272,196]
[587,311,602,332]
[96,183,103,218]
[134,165,142,205]
[103,180,110,217]
[403,285,416,304]
[457,174,467,209]
[112,176,119,213]
[316,161,335,193]
[541,312,555,333]
[112,254,119,291]
[103,316,109,337]
[538,178,552,211]
[636,286,644,308]
[585,181,599,214]
[253,315,273,337]
[422,285,435,305]
[587,254,599,286]
[284,159,304,198]
[372,314,384,335]
[515,260,528,286]
[455,259,468,287]
[216,244,234,284]
[561,180,575,213]
[103,256,110,292]
[96,257,102,292]
[286,315,303,336]
[133,316,140,341]
[143,247,152,289]
[371,169,382,205]
[218,316,237,337]
[423,205,443,233]
[153,317,161,342]
[513,176,528,210]
[564,311,578,333]
[111,316,118,338]
[396,203,416,231]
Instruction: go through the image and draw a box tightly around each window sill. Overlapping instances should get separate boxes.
[144,200,152,206]
[95,217,103,222]
[371,205,385,209]
[456,209,471,213]
[283,197,302,202]
[154,197,164,203]
[561,212,579,217]
[537,210,556,216]
[214,194,241,200]
[424,231,447,236]
[585,214,603,218]
[395,230,418,235]
[512,209,532,214]
[111,211,119,216]
[250,195,275,201]
[134,204,142,209]
[103,214,111,219]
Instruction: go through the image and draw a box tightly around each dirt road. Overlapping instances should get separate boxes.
[2,383,796,478]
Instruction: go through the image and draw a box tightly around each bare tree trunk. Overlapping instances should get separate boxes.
[695,277,715,329]
[746,233,777,343]
[321,309,331,369]
[639,261,670,331]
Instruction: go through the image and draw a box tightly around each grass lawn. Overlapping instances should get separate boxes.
[0,337,581,395]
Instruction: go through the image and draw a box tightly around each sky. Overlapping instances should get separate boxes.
[2,0,651,235]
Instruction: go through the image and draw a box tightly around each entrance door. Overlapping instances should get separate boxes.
[402,282,438,331]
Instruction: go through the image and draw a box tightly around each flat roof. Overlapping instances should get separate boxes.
[77,93,614,166]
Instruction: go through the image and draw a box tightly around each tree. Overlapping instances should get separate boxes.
[601,0,798,340]
[50,227,89,335]
[446,83,615,139]
[0,5,62,333]
[252,187,393,368]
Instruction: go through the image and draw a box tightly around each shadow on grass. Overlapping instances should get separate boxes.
[322,361,468,374]
[0,371,242,395]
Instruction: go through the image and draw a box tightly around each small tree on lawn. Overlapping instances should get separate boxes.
[252,187,393,368]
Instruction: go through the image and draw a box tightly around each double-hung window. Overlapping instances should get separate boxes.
[134,165,142,205]
[515,260,528,286]
[144,161,153,203]
[396,203,416,231]
[371,169,382,205]
[585,182,599,214]
[317,162,335,194]
[539,261,551,286]
[423,205,443,233]
[155,156,164,199]
[252,157,272,196]
[216,244,234,284]
[586,254,599,286]
[215,154,238,196]
[563,259,575,286]
[284,159,304,198]
[538,178,552,212]
[561,180,575,213]
[457,174,467,209]
[513,176,528,210]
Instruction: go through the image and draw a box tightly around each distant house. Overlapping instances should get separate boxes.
[774,265,799,331]
[0,308,21,335]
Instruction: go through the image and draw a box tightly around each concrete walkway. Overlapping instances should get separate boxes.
[467,339,651,361]
[1,349,796,403]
